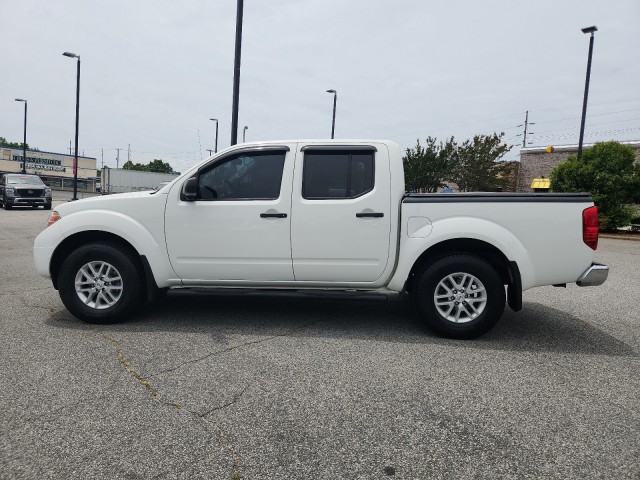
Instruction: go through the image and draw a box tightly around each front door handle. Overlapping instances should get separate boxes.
[260,212,287,218]
[356,212,384,218]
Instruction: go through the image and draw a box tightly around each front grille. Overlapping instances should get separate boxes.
[16,188,44,198]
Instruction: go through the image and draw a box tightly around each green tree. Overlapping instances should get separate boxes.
[448,133,512,192]
[122,160,141,171]
[146,159,174,174]
[403,137,455,192]
[0,136,32,150]
[551,141,640,230]
[122,158,175,174]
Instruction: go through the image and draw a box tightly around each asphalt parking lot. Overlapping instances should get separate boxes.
[1,201,639,479]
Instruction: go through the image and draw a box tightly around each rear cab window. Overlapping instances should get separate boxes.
[302,149,375,200]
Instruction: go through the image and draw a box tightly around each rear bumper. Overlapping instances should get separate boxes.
[576,263,609,287]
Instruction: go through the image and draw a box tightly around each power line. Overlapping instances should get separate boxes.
[533,117,640,136]
[531,98,640,113]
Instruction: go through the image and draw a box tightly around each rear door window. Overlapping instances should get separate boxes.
[302,151,374,199]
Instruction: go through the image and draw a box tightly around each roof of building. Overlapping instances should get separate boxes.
[521,140,640,154]
[0,145,96,160]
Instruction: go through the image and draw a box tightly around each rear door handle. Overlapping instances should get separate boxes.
[356,212,384,218]
[260,212,287,218]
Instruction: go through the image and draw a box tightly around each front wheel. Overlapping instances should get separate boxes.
[58,242,143,323]
[414,255,505,339]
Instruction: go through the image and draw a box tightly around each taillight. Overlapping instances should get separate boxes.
[582,206,599,250]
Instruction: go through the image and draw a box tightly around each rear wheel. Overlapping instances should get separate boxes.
[414,255,505,339]
[58,242,143,323]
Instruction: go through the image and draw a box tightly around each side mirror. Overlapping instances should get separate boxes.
[181,177,198,201]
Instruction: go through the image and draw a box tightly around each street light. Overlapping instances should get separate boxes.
[243,125,248,142]
[230,0,244,145]
[63,51,81,200]
[577,25,597,162]
[210,118,219,153]
[14,99,27,174]
[326,89,337,139]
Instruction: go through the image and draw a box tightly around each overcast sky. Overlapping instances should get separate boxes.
[2,0,639,172]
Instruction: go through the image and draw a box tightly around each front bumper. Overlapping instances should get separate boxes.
[576,263,609,287]
[7,197,51,206]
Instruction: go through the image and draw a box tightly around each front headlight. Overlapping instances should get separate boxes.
[46,211,61,228]
[45,188,52,197]
[5,187,14,197]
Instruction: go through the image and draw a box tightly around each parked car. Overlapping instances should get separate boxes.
[34,140,608,338]
[0,173,52,210]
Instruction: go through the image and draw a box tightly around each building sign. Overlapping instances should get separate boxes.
[1,147,96,179]
[12,154,66,172]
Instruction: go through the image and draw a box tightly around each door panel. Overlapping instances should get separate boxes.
[291,144,392,283]
[164,147,295,282]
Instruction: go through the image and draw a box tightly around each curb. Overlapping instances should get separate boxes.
[599,234,640,241]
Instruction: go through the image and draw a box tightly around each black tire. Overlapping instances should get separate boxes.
[4,202,12,210]
[58,242,143,323]
[45,203,52,210]
[414,254,505,339]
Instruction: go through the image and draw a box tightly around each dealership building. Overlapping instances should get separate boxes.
[0,146,98,191]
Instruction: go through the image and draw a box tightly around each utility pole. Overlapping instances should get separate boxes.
[69,140,72,155]
[116,148,120,169]
[207,149,213,156]
[128,144,131,163]
[101,148,104,169]
[517,111,535,147]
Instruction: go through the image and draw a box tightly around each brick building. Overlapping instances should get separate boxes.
[516,141,640,192]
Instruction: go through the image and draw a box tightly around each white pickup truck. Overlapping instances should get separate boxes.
[34,140,608,338]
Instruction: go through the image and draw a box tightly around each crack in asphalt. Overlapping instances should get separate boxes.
[20,403,70,425]
[91,327,247,479]
[92,327,158,399]
[199,383,251,418]
[152,322,317,377]
[0,291,57,314]
[193,411,243,479]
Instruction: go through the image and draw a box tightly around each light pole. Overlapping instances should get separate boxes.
[326,89,337,139]
[14,99,27,173]
[230,0,244,145]
[63,51,81,200]
[210,118,219,153]
[243,125,248,142]
[577,25,597,162]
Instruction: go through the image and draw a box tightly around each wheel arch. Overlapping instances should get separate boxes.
[49,231,158,297]
[404,238,522,311]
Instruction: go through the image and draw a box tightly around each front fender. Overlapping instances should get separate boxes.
[34,209,177,288]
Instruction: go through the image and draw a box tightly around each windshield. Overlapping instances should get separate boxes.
[6,175,45,185]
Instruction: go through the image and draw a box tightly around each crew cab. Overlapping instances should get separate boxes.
[1,173,52,210]
[34,140,608,338]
